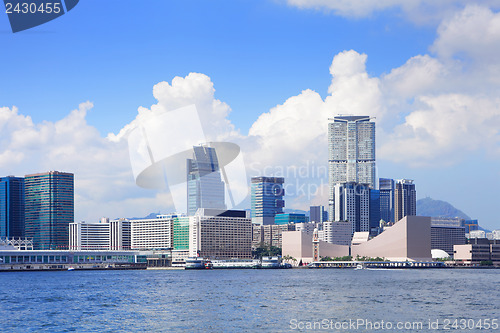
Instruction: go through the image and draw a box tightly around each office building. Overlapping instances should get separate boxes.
[369,189,380,235]
[187,146,226,216]
[431,225,466,256]
[0,176,25,238]
[110,218,131,250]
[25,171,74,250]
[275,213,308,225]
[394,179,416,222]
[333,182,370,235]
[379,178,395,223]
[131,215,177,250]
[251,177,285,225]
[321,220,352,246]
[329,116,375,218]
[69,220,110,250]
[310,205,328,223]
[190,209,252,259]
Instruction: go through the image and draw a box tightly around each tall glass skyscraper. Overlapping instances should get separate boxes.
[187,146,226,216]
[328,115,375,218]
[0,176,25,238]
[251,177,285,225]
[379,178,395,223]
[25,171,74,250]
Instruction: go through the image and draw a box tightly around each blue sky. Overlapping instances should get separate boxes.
[1,1,499,230]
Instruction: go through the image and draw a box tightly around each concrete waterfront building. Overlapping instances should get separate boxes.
[69,221,110,250]
[379,178,395,223]
[187,146,226,216]
[328,116,375,218]
[334,182,370,235]
[310,205,327,223]
[189,209,252,259]
[394,179,416,222]
[282,230,350,264]
[0,176,25,239]
[131,215,178,250]
[251,177,285,225]
[351,216,432,261]
[25,171,74,250]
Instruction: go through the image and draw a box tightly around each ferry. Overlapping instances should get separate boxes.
[184,257,212,270]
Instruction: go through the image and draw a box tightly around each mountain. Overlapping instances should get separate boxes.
[284,208,309,216]
[416,197,470,220]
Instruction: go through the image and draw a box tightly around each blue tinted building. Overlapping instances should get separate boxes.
[25,171,74,250]
[251,177,284,225]
[379,178,395,223]
[187,146,226,216]
[0,176,25,238]
[275,213,308,225]
[369,189,380,235]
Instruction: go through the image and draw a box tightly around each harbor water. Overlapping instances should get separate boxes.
[0,268,498,332]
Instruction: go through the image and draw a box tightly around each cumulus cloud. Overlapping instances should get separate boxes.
[4,4,500,217]
[286,0,500,25]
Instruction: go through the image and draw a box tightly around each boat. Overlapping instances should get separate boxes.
[185,257,212,270]
[67,266,75,271]
[354,263,366,270]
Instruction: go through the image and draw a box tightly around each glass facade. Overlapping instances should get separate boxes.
[187,146,226,216]
[369,189,380,234]
[251,177,285,225]
[274,213,308,225]
[25,171,74,250]
[379,178,395,223]
[0,176,25,238]
[173,217,190,250]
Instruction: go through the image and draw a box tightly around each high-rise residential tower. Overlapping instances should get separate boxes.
[251,177,285,225]
[25,171,74,250]
[0,176,25,238]
[187,146,226,216]
[328,116,375,218]
[379,178,395,223]
[394,179,416,222]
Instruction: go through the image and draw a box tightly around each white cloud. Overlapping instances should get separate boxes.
[4,4,500,218]
[286,0,500,25]
[431,5,500,60]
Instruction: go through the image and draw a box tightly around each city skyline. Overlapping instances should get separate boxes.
[1,2,500,230]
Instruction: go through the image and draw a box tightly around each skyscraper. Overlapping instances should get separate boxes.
[25,171,74,250]
[310,205,328,223]
[394,179,416,222]
[0,176,25,238]
[333,182,370,235]
[379,178,395,223]
[328,115,375,218]
[251,177,285,225]
[187,146,226,216]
